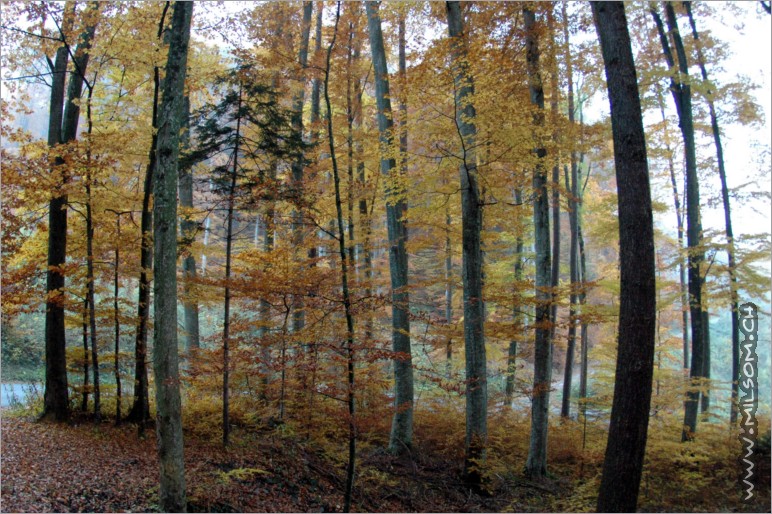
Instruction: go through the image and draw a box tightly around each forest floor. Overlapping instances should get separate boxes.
[1,409,770,513]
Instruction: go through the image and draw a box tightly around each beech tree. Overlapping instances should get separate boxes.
[523,6,552,479]
[365,0,414,455]
[152,1,193,510]
[446,0,487,486]
[592,2,657,511]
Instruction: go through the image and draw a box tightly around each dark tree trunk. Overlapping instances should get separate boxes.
[44,2,98,422]
[85,88,100,424]
[684,1,738,423]
[222,85,243,447]
[523,6,552,479]
[81,298,89,412]
[365,0,414,455]
[446,1,487,486]
[128,3,170,427]
[592,3,657,512]
[651,2,707,441]
[114,215,122,424]
[152,2,193,510]
[324,6,356,511]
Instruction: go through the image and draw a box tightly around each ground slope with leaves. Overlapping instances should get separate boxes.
[1,410,769,513]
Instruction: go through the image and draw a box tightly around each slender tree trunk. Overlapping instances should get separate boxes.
[446,1,487,486]
[128,3,170,427]
[592,3,657,511]
[684,1,739,423]
[523,6,552,479]
[445,205,453,378]
[656,90,691,370]
[222,84,242,447]
[324,6,356,511]
[81,297,89,412]
[85,88,100,424]
[152,2,193,510]
[365,0,414,455]
[651,2,707,441]
[505,189,525,406]
[179,94,200,353]
[114,215,122,423]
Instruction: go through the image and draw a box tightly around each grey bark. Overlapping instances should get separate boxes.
[446,1,487,486]
[523,7,552,479]
[592,3,657,512]
[365,0,414,454]
[152,2,193,510]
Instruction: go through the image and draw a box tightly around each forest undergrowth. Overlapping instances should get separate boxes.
[1,392,769,513]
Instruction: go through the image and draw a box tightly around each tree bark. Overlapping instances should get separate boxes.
[179,94,200,353]
[592,3,657,511]
[505,189,525,406]
[324,6,356,511]
[128,3,170,427]
[44,1,98,422]
[152,1,193,510]
[446,1,487,486]
[651,2,707,441]
[683,1,738,423]
[365,0,414,455]
[523,6,552,479]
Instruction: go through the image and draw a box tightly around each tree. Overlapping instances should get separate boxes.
[323,4,356,510]
[446,0,487,486]
[523,6,552,479]
[683,0,740,424]
[650,1,707,440]
[179,94,200,353]
[591,2,657,511]
[365,0,414,455]
[152,1,193,510]
[43,1,99,422]
[127,2,170,428]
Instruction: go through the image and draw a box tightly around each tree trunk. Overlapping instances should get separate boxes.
[128,3,170,427]
[365,0,414,455]
[505,189,525,406]
[81,297,90,412]
[683,1,739,423]
[85,87,101,424]
[446,1,487,486]
[152,2,193,510]
[547,7,560,349]
[324,6,356,511]
[179,95,200,353]
[114,215,122,424]
[291,1,313,336]
[651,2,707,441]
[523,6,552,479]
[656,90,690,370]
[560,4,580,420]
[222,85,242,447]
[44,1,98,422]
[592,3,657,511]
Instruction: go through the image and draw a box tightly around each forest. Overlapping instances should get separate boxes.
[1,1,771,512]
